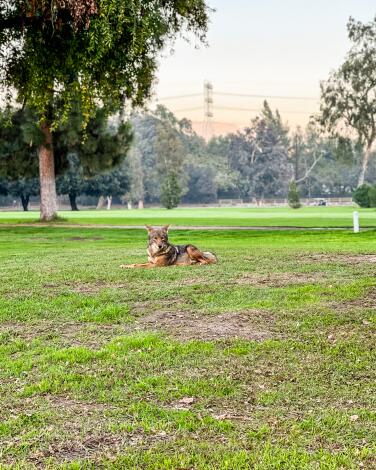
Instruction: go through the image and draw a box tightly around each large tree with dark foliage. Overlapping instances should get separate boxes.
[56,155,84,211]
[224,101,292,200]
[4,178,40,210]
[84,165,129,208]
[56,108,133,210]
[0,107,39,179]
[0,107,40,209]
[0,0,210,220]
[130,106,191,207]
[1,105,132,210]
[320,17,376,187]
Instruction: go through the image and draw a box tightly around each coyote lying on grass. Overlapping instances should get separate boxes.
[120,225,217,268]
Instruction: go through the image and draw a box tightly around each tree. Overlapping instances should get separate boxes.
[0,1,210,220]
[160,173,181,209]
[369,185,376,207]
[56,155,84,211]
[129,106,189,207]
[84,165,129,209]
[56,108,132,211]
[0,107,41,210]
[6,178,40,211]
[0,107,39,180]
[207,136,240,199]
[155,117,186,209]
[0,105,132,211]
[126,147,145,208]
[319,17,376,187]
[287,181,302,209]
[224,101,292,200]
[180,119,218,204]
[353,184,371,207]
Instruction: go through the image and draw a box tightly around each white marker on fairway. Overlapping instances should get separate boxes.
[353,211,360,233]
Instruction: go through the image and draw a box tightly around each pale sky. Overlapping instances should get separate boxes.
[153,0,376,135]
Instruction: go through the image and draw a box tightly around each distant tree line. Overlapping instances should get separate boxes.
[1,101,376,210]
[124,102,375,207]
[1,10,376,211]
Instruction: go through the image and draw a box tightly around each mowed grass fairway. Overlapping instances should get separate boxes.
[0,205,376,228]
[0,225,375,468]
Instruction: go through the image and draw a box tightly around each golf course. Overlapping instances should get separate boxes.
[0,206,375,228]
[0,208,375,468]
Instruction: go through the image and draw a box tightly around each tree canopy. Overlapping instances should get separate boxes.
[215,102,292,200]
[0,0,211,219]
[319,16,376,186]
[0,0,210,123]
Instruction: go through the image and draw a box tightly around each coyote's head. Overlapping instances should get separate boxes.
[146,225,171,255]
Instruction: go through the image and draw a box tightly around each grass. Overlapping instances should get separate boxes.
[0,205,376,227]
[0,225,375,468]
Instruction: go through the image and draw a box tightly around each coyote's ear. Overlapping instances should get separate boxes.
[162,224,170,233]
[145,225,153,233]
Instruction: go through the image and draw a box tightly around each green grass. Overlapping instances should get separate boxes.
[0,226,375,468]
[0,205,376,227]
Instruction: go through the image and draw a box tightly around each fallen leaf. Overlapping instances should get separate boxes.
[178,397,195,405]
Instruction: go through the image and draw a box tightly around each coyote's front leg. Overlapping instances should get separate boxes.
[120,263,155,269]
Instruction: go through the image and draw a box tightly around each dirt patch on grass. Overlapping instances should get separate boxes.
[304,253,376,265]
[39,434,125,463]
[1,392,175,467]
[0,321,127,349]
[332,286,376,311]
[237,271,325,287]
[132,298,184,316]
[134,309,273,341]
[42,280,128,295]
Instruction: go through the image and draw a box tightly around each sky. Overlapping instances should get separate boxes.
[152,0,376,135]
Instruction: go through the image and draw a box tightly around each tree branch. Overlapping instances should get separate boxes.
[296,151,325,183]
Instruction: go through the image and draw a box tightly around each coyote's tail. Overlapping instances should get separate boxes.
[202,251,218,264]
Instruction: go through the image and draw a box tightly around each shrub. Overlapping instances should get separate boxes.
[160,174,181,209]
[368,185,376,208]
[353,184,371,208]
[288,181,302,209]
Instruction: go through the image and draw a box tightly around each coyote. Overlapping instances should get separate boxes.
[120,225,217,268]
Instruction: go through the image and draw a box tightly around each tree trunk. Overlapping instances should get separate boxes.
[138,199,144,209]
[293,142,299,182]
[127,201,132,210]
[38,122,57,221]
[20,194,30,211]
[106,195,112,210]
[96,195,105,209]
[69,192,79,211]
[357,145,372,187]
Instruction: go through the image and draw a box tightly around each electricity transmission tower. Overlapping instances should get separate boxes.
[203,80,214,140]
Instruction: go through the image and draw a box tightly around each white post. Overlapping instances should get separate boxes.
[353,211,360,233]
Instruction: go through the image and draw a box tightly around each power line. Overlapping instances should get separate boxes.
[215,106,316,114]
[158,93,201,101]
[173,107,203,112]
[157,91,319,102]
[214,92,319,101]
[172,105,316,115]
